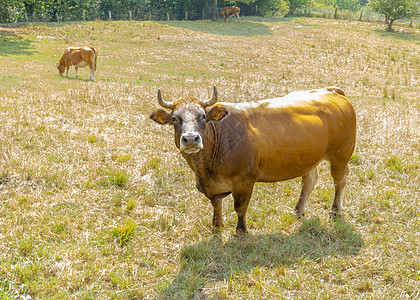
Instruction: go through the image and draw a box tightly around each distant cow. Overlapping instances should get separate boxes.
[150,86,356,236]
[56,46,97,81]
[221,6,240,22]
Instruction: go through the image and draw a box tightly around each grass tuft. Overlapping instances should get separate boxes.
[101,168,130,187]
[112,219,136,246]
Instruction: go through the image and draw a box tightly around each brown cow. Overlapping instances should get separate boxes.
[221,6,240,22]
[56,46,97,81]
[150,86,356,236]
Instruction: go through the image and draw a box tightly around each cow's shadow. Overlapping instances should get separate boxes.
[159,217,363,298]
[58,75,93,82]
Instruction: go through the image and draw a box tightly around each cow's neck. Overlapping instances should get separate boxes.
[182,121,219,185]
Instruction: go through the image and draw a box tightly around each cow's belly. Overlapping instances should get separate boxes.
[73,61,88,68]
[255,133,327,182]
[248,111,329,182]
[256,148,324,182]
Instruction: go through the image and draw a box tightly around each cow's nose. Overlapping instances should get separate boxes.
[180,132,203,154]
[181,133,201,147]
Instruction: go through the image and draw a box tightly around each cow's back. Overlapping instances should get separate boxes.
[216,89,356,182]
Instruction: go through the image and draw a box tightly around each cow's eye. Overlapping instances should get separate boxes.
[199,114,206,121]
[172,116,180,123]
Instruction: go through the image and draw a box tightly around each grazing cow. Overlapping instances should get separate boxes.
[221,6,240,22]
[56,46,97,81]
[150,86,356,236]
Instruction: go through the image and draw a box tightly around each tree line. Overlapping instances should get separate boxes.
[1,0,419,31]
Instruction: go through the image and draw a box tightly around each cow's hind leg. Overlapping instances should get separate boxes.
[89,69,94,81]
[88,61,95,81]
[232,187,253,236]
[330,160,349,216]
[295,167,318,217]
[75,67,79,78]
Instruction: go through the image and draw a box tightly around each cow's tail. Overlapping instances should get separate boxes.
[89,46,97,71]
[327,87,345,96]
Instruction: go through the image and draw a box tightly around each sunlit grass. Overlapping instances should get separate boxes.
[0,18,419,298]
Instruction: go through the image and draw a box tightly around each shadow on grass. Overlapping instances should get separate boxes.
[57,74,93,82]
[160,217,363,298]
[0,26,35,56]
[160,20,273,37]
[374,28,420,44]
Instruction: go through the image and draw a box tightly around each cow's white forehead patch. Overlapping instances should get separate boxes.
[174,104,205,118]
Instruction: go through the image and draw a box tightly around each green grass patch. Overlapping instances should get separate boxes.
[112,219,136,246]
[101,168,130,187]
[163,20,272,36]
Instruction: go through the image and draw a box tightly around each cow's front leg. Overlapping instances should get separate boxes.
[75,67,79,78]
[232,187,253,236]
[211,196,223,234]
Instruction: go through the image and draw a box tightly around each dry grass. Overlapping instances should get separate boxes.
[0,17,419,298]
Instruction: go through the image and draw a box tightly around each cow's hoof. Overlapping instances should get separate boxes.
[211,227,222,235]
[233,230,248,238]
[330,212,342,221]
[210,233,222,242]
[294,210,305,219]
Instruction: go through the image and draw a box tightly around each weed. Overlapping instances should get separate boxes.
[350,154,362,165]
[87,135,97,143]
[111,192,124,207]
[385,155,405,173]
[148,157,161,169]
[101,168,130,187]
[112,219,136,246]
[126,198,136,212]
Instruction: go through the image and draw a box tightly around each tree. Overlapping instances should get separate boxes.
[212,0,217,20]
[369,0,420,31]
[334,0,361,11]
[0,0,24,22]
[285,0,311,15]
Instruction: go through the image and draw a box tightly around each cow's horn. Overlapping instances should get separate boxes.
[203,85,218,107]
[157,89,173,109]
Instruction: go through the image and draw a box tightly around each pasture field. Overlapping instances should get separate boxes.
[0,17,419,299]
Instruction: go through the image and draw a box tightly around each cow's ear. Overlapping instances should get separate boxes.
[150,109,171,125]
[207,105,228,122]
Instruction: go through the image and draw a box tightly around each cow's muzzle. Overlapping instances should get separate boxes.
[180,132,203,154]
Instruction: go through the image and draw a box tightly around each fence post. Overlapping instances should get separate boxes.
[83,10,86,22]
[358,9,363,21]
[185,10,188,21]
[334,7,338,19]
[167,12,169,21]
[25,12,28,22]
[149,12,152,21]
[109,11,112,22]
[129,10,132,20]
[56,13,60,22]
